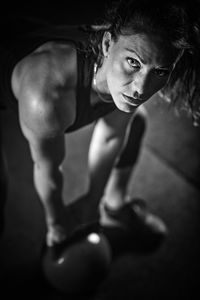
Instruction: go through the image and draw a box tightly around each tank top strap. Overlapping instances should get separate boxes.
[65,44,94,132]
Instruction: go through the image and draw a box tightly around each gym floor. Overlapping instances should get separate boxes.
[0,3,200,300]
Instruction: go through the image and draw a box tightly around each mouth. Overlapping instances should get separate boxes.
[122,94,142,106]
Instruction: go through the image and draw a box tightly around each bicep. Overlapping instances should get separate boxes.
[20,117,66,173]
[15,61,74,169]
[18,95,67,170]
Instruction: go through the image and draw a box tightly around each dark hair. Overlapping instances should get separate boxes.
[87,0,200,125]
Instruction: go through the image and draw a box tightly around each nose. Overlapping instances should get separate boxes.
[132,71,149,99]
[133,91,141,99]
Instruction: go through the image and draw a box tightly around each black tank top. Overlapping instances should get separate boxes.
[0,18,116,132]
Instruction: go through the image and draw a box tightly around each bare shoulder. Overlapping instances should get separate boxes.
[11,42,78,137]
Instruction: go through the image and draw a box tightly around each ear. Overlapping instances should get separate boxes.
[102,31,113,58]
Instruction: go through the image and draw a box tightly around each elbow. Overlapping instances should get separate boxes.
[34,162,64,189]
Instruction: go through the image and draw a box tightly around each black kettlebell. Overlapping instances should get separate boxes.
[41,223,112,294]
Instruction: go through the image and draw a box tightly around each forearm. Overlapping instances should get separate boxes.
[87,110,133,207]
[88,135,124,203]
[33,163,64,228]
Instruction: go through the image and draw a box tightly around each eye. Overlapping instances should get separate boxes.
[127,57,140,69]
[154,68,170,77]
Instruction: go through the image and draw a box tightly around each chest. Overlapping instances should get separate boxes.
[65,86,116,133]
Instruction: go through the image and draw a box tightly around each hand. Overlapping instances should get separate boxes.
[46,224,67,247]
[45,193,100,247]
[45,202,82,247]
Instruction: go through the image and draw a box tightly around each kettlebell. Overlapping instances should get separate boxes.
[42,225,112,294]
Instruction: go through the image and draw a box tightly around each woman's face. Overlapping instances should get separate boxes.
[100,32,181,113]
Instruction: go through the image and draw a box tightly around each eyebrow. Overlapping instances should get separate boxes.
[125,47,174,69]
[125,48,147,64]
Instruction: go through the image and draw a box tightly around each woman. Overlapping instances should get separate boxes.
[0,0,200,248]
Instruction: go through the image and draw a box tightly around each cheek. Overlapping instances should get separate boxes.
[149,77,169,95]
[108,61,129,89]
[156,79,167,90]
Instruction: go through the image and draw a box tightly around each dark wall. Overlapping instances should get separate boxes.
[2,0,110,24]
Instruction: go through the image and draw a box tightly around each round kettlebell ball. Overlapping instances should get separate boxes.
[42,232,112,294]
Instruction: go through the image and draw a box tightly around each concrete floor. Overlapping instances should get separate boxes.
[0,92,200,300]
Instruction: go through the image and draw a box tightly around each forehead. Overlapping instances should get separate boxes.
[115,33,179,66]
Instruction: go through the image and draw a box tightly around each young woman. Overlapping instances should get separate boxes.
[0,0,200,247]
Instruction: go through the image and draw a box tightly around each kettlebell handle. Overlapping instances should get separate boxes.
[42,221,100,260]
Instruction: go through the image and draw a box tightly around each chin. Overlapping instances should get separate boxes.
[113,94,138,113]
[116,101,136,114]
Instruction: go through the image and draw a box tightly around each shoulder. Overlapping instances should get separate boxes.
[11,42,78,137]
[12,41,78,94]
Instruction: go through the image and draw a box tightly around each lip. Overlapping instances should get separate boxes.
[122,94,142,106]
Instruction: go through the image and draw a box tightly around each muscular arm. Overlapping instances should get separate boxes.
[12,49,76,245]
[88,109,133,209]
[27,132,66,235]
